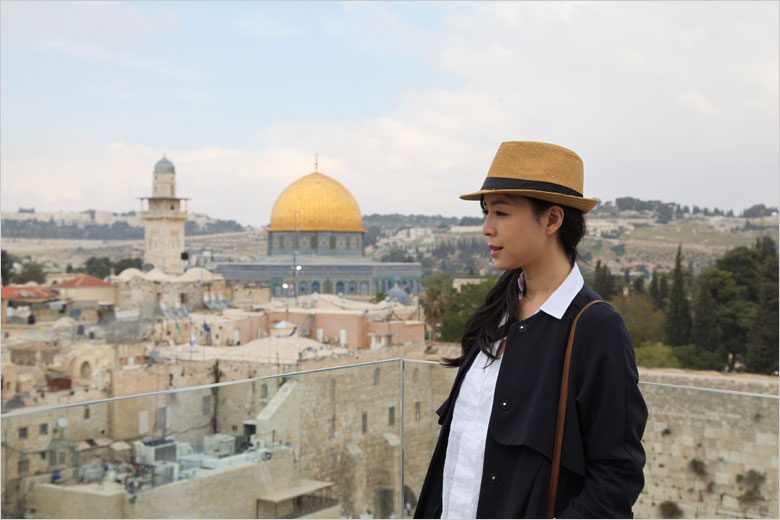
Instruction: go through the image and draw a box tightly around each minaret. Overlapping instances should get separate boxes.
[139,155,189,274]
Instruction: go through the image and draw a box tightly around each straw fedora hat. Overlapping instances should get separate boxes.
[459,141,599,213]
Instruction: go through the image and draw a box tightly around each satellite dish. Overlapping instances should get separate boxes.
[57,418,68,428]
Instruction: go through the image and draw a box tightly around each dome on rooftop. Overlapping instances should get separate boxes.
[268,171,364,232]
[385,287,411,305]
[154,156,175,174]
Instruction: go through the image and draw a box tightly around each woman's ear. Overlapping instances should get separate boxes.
[544,205,565,235]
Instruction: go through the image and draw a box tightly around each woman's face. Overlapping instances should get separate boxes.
[481,193,552,271]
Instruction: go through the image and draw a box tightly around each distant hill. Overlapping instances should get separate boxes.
[1,211,246,240]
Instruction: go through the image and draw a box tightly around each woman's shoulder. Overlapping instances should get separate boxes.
[570,284,628,331]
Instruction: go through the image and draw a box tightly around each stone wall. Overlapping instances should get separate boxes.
[634,383,778,519]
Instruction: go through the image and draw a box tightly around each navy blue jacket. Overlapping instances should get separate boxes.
[414,285,647,518]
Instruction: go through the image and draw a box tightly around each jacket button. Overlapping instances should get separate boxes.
[518,323,528,333]
[489,473,499,484]
[499,400,510,410]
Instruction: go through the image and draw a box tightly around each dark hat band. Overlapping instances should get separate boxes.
[480,177,583,197]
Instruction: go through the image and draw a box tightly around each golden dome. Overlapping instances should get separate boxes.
[268,171,365,232]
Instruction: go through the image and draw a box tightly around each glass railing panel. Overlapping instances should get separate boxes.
[1,360,404,519]
[400,359,456,519]
[400,361,779,520]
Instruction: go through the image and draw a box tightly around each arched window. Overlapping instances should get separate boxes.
[324,281,332,294]
[298,282,308,295]
[311,281,320,293]
[348,281,357,294]
[80,362,91,378]
[336,281,345,294]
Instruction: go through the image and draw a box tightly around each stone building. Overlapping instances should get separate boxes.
[212,165,422,297]
[139,156,189,275]
[2,361,778,519]
[51,274,117,307]
[110,266,227,315]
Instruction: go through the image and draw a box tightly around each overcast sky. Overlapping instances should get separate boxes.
[1,1,777,227]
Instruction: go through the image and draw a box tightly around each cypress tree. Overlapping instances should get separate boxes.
[658,273,669,311]
[665,244,692,346]
[745,248,779,374]
[593,260,615,299]
[649,268,660,308]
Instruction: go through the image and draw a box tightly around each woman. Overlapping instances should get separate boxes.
[414,141,648,519]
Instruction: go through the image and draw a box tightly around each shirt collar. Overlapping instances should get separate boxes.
[536,262,584,320]
[499,263,583,327]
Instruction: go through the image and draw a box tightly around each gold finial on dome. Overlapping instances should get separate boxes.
[315,153,319,173]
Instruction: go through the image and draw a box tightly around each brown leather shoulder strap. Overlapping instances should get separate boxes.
[547,299,604,518]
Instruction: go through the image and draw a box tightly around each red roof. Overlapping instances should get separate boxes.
[54,274,114,288]
[1,286,58,299]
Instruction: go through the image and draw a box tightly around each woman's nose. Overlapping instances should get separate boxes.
[482,218,494,236]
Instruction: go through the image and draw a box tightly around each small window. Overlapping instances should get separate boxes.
[329,379,336,399]
[40,451,46,460]
[362,412,368,434]
[415,402,421,421]
[18,460,29,474]
[155,407,166,430]
[19,427,28,440]
[202,395,211,415]
[261,384,268,399]
[374,368,380,385]
[328,417,335,439]
[84,407,90,420]
[388,406,395,426]
[39,424,48,435]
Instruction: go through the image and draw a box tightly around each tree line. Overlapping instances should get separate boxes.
[421,237,778,375]
[1,251,142,285]
[1,218,245,240]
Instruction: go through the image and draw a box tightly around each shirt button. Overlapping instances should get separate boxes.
[518,323,528,333]
[499,400,510,410]
[489,473,499,484]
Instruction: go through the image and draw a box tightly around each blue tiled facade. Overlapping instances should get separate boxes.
[211,257,422,297]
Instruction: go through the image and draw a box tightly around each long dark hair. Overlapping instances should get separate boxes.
[441,195,586,367]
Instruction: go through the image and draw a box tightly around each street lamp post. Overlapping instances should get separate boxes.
[282,283,289,320]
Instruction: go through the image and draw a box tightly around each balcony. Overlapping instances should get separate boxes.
[1,359,777,519]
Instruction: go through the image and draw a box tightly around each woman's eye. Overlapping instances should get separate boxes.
[481,209,489,216]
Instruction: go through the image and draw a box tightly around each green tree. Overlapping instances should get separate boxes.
[648,268,660,306]
[631,276,646,296]
[12,262,46,285]
[593,260,616,299]
[744,245,779,374]
[611,294,665,346]
[1,250,16,286]
[716,246,761,302]
[658,274,669,311]
[85,256,112,279]
[633,342,682,369]
[439,278,497,342]
[665,245,691,346]
[690,269,735,370]
[112,257,142,274]
[421,274,456,341]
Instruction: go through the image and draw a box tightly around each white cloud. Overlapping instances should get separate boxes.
[1,2,197,81]
[1,2,777,223]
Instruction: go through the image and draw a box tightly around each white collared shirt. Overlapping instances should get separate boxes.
[441,263,584,519]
